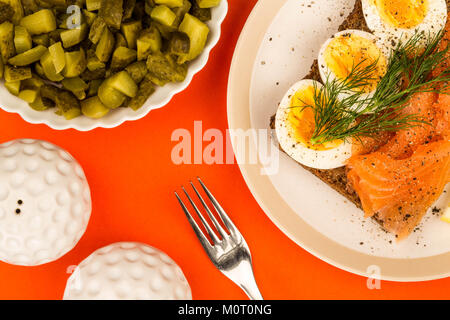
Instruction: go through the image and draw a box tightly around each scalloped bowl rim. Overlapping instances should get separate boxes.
[0,1,228,131]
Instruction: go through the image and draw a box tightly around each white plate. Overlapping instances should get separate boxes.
[0,2,228,131]
[227,0,450,281]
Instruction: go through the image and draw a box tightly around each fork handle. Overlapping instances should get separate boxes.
[240,278,264,300]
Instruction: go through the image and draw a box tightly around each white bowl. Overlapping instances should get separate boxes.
[0,2,228,131]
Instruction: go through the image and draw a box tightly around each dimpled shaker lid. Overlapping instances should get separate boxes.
[63,242,192,300]
[0,139,92,266]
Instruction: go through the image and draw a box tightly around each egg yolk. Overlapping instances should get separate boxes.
[288,85,343,151]
[373,0,428,29]
[324,33,387,93]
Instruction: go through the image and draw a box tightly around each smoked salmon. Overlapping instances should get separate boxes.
[346,23,450,238]
[347,140,450,239]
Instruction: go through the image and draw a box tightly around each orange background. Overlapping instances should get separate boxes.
[0,0,448,300]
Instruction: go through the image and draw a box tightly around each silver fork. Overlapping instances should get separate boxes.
[175,178,263,300]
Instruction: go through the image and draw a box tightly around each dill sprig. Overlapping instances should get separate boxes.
[303,30,450,145]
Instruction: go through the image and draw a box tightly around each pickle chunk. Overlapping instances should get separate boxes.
[108,70,138,97]
[20,9,56,35]
[81,96,110,118]
[8,45,47,66]
[127,74,155,110]
[195,0,220,8]
[178,13,209,61]
[98,78,126,108]
[0,21,15,61]
[4,65,31,81]
[99,0,123,30]
[14,25,32,54]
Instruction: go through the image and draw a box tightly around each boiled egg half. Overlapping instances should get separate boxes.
[318,30,388,97]
[275,80,352,169]
[361,0,448,48]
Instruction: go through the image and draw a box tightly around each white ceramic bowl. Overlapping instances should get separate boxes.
[0,2,228,131]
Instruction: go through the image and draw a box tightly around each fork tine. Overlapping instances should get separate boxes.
[197,178,239,236]
[190,181,228,239]
[174,192,213,249]
[181,187,221,245]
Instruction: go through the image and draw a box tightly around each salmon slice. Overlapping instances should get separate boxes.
[347,140,450,239]
[352,131,394,156]
[435,93,450,138]
[377,91,438,159]
[432,18,450,81]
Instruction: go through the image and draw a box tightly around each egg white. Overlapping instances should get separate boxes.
[317,29,389,100]
[275,80,353,170]
[361,0,448,49]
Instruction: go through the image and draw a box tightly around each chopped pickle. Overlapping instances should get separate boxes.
[48,29,61,44]
[20,9,56,35]
[86,48,105,71]
[73,90,86,100]
[111,46,137,70]
[83,9,97,26]
[98,78,126,108]
[81,95,110,118]
[48,42,65,73]
[154,21,175,39]
[99,0,123,30]
[0,2,15,24]
[146,51,187,83]
[32,34,50,47]
[88,16,106,44]
[123,0,136,20]
[125,60,147,83]
[34,61,45,78]
[22,75,44,89]
[55,89,81,119]
[39,84,59,104]
[0,21,15,61]
[95,27,114,62]
[173,0,192,26]
[81,67,105,81]
[154,0,183,8]
[21,0,39,15]
[195,0,220,8]
[108,70,138,97]
[63,49,86,78]
[121,20,142,49]
[168,31,190,64]
[4,65,31,81]
[4,80,20,95]
[151,5,176,27]
[62,76,89,93]
[115,32,127,49]
[190,1,211,22]
[14,25,32,54]
[8,45,47,66]
[137,25,161,60]
[29,94,52,111]
[40,50,64,81]
[127,74,155,110]
[18,88,38,103]
[3,0,23,24]
[178,13,208,61]
[60,23,88,48]
[87,78,102,96]
[86,0,101,11]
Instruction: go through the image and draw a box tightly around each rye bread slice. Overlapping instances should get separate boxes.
[271,0,374,210]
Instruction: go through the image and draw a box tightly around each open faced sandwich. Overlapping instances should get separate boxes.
[271,0,450,240]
